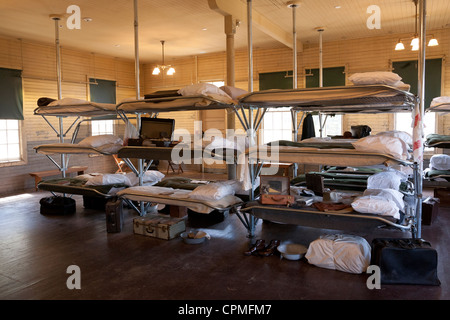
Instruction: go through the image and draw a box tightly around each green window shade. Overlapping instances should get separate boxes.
[0,68,24,120]
[392,59,442,109]
[305,67,345,88]
[259,71,294,90]
[89,78,116,104]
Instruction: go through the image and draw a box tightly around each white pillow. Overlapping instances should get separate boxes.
[429,154,450,171]
[352,135,408,160]
[189,182,235,201]
[48,98,89,106]
[178,83,231,99]
[78,134,123,148]
[85,173,129,186]
[363,188,405,211]
[366,171,404,190]
[125,171,165,187]
[348,72,402,86]
[219,86,249,100]
[351,195,400,219]
[376,130,413,147]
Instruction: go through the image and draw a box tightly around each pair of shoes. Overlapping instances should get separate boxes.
[258,239,280,257]
[243,239,280,257]
[243,239,265,256]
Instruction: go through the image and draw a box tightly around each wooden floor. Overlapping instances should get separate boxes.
[0,172,449,301]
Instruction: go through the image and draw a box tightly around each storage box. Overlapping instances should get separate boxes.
[434,188,450,207]
[133,214,186,240]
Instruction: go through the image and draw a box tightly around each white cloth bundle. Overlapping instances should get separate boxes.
[305,234,371,274]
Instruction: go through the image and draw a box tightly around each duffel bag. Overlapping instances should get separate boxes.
[371,238,440,285]
[39,196,76,215]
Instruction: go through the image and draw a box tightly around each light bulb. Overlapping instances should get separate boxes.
[152,67,161,75]
[395,40,405,51]
[167,67,175,75]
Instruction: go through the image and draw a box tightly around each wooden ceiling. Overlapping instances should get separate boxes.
[0,0,449,63]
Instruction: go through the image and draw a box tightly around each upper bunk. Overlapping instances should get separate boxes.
[238,84,417,114]
[427,96,450,114]
[115,83,238,117]
[425,97,450,148]
[34,97,117,117]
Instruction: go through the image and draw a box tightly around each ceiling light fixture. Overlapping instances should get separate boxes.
[394,0,438,51]
[152,40,175,76]
[395,39,405,51]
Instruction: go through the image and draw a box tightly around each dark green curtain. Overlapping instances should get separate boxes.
[392,59,442,109]
[259,71,294,90]
[0,68,24,120]
[305,66,345,88]
[89,78,116,104]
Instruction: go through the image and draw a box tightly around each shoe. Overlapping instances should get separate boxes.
[244,239,265,256]
[258,239,280,257]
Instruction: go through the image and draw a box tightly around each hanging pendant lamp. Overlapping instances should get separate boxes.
[152,40,175,75]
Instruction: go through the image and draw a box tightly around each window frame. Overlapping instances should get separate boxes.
[0,119,27,168]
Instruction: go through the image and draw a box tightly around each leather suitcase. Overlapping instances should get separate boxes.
[371,238,440,286]
[133,214,186,240]
[259,194,295,206]
[105,198,123,233]
[40,196,76,215]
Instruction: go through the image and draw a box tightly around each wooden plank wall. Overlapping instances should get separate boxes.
[0,36,137,196]
[144,28,450,138]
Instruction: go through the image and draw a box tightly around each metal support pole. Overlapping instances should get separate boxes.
[415,0,427,239]
[247,0,253,93]
[52,15,66,178]
[134,0,140,99]
[288,2,298,89]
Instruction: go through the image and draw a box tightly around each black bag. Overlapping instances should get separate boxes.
[351,125,371,138]
[39,196,76,215]
[371,238,440,286]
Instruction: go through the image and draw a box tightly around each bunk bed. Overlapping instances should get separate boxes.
[234,84,421,239]
[33,98,136,205]
[424,97,450,186]
[113,84,252,216]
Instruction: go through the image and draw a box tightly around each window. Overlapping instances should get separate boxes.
[261,107,292,144]
[306,67,345,137]
[0,120,21,163]
[89,78,116,135]
[0,68,24,164]
[91,120,115,136]
[259,71,294,144]
[206,80,225,88]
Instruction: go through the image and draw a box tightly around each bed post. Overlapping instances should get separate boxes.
[51,15,67,178]
[414,0,427,239]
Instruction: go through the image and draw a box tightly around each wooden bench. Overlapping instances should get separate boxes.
[29,166,88,191]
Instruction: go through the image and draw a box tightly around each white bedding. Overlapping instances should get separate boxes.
[34,134,124,155]
[117,185,243,214]
[34,98,117,116]
[79,171,165,187]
